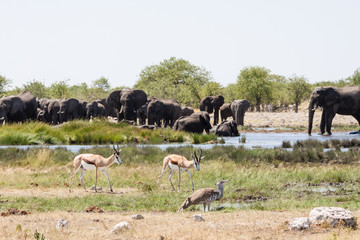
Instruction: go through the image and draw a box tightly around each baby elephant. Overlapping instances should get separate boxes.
[210,120,239,137]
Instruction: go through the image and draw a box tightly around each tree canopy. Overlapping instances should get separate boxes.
[287,75,312,112]
[134,57,217,107]
[0,75,11,95]
[236,66,274,112]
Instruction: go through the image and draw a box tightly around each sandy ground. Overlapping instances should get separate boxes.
[1,210,359,240]
[243,110,357,128]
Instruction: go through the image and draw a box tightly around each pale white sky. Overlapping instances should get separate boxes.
[0,0,359,89]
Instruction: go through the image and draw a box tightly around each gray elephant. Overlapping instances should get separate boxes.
[59,98,82,123]
[220,103,232,122]
[308,86,360,135]
[147,98,182,127]
[96,99,116,117]
[47,99,62,125]
[137,102,148,125]
[181,106,194,117]
[0,91,37,123]
[106,89,147,122]
[36,98,52,123]
[230,99,250,126]
[173,111,212,134]
[210,120,239,137]
[199,95,224,125]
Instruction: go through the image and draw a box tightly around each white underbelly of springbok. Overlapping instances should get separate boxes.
[169,163,188,171]
[81,161,106,171]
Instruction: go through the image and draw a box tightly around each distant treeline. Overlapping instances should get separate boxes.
[1,57,359,110]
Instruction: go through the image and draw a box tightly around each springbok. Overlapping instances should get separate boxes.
[69,146,122,193]
[157,149,203,191]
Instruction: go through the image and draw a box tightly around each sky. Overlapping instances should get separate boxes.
[0,0,359,89]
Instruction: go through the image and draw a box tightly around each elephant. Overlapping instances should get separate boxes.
[106,89,147,122]
[210,120,240,137]
[0,91,37,123]
[181,106,194,117]
[37,98,52,123]
[137,102,148,125]
[96,99,116,117]
[147,98,182,127]
[83,100,108,120]
[220,103,232,122]
[308,86,360,135]
[230,99,250,126]
[199,95,224,125]
[59,98,82,123]
[47,99,62,125]
[173,111,212,134]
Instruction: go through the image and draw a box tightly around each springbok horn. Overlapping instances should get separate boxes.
[193,150,198,161]
[199,149,203,162]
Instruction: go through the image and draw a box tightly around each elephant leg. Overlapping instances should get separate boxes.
[319,110,326,134]
[352,114,360,130]
[214,109,219,125]
[239,109,245,126]
[325,111,336,135]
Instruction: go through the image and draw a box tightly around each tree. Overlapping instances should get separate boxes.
[50,80,70,99]
[348,67,360,85]
[92,77,110,92]
[23,80,49,98]
[0,75,11,95]
[134,57,213,107]
[236,66,274,112]
[287,75,312,112]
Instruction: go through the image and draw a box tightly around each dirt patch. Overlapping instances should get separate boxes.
[1,211,359,239]
[84,206,105,213]
[1,208,30,216]
[0,187,138,199]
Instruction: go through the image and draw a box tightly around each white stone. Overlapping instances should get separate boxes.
[56,219,68,230]
[193,214,205,222]
[309,207,357,228]
[131,214,144,220]
[110,222,130,234]
[289,217,310,230]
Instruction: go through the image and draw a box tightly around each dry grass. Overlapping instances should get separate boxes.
[1,211,360,240]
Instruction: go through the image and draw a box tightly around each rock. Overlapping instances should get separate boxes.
[309,207,357,228]
[111,222,130,234]
[131,214,144,220]
[193,214,205,222]
[289,217,310,230]
[56,219,68,230]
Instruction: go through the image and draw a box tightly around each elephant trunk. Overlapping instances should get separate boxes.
[308,100,317,135]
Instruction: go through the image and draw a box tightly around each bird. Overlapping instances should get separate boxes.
[178,179,230,212]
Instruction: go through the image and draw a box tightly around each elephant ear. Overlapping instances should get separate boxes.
[10,99,25,116]
[323,88,340,107]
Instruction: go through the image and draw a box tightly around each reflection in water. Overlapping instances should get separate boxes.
[0,132,359,153]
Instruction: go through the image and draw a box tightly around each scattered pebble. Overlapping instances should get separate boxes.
[56,219,68,230]
[132,214,144,220]
[111,222,130,234]
[193,214,205,222]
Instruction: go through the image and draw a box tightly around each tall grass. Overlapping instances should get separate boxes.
[0,120,217,145]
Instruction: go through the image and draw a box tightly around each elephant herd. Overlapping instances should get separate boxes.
[0,89,251,137]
